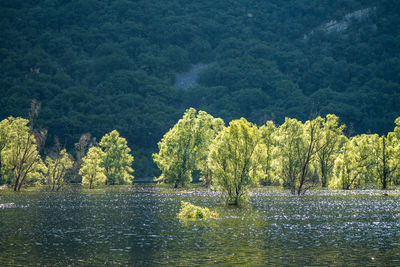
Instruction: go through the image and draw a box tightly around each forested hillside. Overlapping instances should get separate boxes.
[1,0,399,178]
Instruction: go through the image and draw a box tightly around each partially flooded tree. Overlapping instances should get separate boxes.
[2,117,46,191]
[208,118,266,205]
[373,118,400,189]
[80,146,106,189]
[153,108,223,188]
[45,140,74,191]
[195,111,224,187]
[259,121,277,185]
[315,114,346,187]
[0,118,12,184]
[100,130,134,185]
[71,133,97,182]
[330,135,375,189]
[274,117,323,195]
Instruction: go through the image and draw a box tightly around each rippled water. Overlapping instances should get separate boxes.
[1,185,399,266]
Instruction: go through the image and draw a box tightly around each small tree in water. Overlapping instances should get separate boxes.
[45,147,74,191]
[80,146,107,189]
[208,118,266,205]
[100,130,134,185]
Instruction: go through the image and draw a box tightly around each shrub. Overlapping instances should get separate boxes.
[178,201,218,219]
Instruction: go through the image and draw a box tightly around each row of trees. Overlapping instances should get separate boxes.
[154,108,400,204]
[0,113,134,191]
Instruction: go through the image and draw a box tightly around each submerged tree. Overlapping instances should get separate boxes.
[1,117,46,191]
[259,121,277,185]
[71,133,97,183]
[330,134,375,189]
[80,146,107,189]
[373,118,400,189]
[0,118,12,184]
[45,147,74,191]
[315,114,346,187]
[208,118,266,205]
[274,117,323,195]
[153,108,223,188]
[100,130,134,185]
[195,111,224,187]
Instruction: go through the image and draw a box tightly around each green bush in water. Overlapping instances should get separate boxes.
[178,201,218,219]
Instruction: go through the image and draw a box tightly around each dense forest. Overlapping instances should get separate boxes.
[1,0,399,179]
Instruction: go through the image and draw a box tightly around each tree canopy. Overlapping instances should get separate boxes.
[208,118,266,205]
[100,130,134,185]
[153,108,224,188]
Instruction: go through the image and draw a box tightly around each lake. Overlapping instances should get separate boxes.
[1,185,399,266]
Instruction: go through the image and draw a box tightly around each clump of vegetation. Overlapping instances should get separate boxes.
[177,201,218,219]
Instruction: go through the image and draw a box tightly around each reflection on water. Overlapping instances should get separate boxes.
[1,185,399,266]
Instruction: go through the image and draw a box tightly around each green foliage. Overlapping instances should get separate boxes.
[45,148,74,191]
[259,121,277,185]
[1,0,399,180]
[0,117,46,191]
[80,146,107,189]
[315,114,346,187]
[100,130,134,185]
[330,135,376,189]
[373,133,400,189]
[208,118,266,205]
[0,118,12,185]
[177,201,218,220]
[153,108,224,188]
[273,117,322,195]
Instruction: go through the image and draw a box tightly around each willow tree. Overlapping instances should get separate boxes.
[195,111,224,187]
[330,134,375,189]
[45,148,74,191]
[0,118,12,184]
[315,114,346,187]
[0,117,46,191]
[373,118,400,189]
[259,121,277,185]
[208,118,266,205]
[80,146,107,189]
[153,108,223,188]
[100,130,134,185]
[274,117,323,195]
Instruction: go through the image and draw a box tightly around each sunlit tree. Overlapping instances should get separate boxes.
[1,117,46,191]
[274,117,323,195]
[315,114,346,187]
[208,118,266,205]
[153,108,224,188]
[372,117,400,189]
[100,130,134,185]
[259,121,277,185]
[390,117,400,185]
[0,118,12,184]
[80,146,107,189]
[71,133,97,183]
[330,134,375,189]
[195,111,224,187]
[45,148,74,191]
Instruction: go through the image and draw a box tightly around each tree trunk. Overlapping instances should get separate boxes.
[382,137,388,190]
[14,174,20,191]
[321,163,327,188]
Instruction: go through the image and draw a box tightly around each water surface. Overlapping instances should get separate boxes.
[1,186,399,266]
